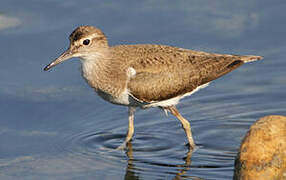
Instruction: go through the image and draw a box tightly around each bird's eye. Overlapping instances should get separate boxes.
[83,39,90,45]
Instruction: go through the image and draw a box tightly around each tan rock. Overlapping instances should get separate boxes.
[234,115,286,180]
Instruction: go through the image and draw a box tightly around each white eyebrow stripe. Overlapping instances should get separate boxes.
[76,34,103,46]
[84,34,102,40]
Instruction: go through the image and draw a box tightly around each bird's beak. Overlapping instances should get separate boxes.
[44,48,74,71]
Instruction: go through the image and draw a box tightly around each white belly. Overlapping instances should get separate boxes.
[144,83,209,108]
[96,88,148,107]
[97,83,209,108]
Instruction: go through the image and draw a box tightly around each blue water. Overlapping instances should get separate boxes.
[1,1,286,179]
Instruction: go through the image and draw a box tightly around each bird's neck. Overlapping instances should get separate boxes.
[80,51,128,97]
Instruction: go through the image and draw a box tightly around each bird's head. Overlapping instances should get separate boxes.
[44,25,108,71]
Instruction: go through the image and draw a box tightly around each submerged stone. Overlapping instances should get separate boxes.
[234,115,286,180]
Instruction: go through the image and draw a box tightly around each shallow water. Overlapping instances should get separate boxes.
[1,1,286,179]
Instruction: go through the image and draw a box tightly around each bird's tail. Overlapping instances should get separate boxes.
[240,55,263,63]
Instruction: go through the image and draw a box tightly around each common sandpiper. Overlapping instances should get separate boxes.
[44,26,263,149]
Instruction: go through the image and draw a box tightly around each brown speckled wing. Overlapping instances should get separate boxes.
[123,45,244,102]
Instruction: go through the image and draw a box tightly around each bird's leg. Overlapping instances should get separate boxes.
[125,106,136,143]
[117,106,136,150]
[166,105,196,149]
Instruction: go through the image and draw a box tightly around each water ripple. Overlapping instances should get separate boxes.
[44,90,285,179]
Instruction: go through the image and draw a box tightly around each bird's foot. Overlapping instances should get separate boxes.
[116,141,128,151]
[186,142,198,152]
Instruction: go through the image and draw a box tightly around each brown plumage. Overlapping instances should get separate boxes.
[110,44,253,102]
[44,25,263,149]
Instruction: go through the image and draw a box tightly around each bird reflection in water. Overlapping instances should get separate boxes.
[123,142,200,180]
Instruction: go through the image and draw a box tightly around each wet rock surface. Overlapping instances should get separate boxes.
[234,115,286,180]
